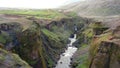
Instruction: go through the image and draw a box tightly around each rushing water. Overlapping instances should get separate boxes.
[55,34,78,68]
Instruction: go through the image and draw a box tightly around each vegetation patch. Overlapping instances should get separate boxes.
[41,28,60,41]
[90,32,112,57]
[83,28,93,38]
[0,10,67,19]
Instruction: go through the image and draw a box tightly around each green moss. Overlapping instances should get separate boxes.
[83,28,93,38]
[80,44,88,49]
[0,31,12,44]
[27,59,38,65]
[51,25,72,41]
[0,54,5,61]
[51,26,58,31]
[0,10,67,19]
[89,22,103,28]
[0,48,31,68]
[14,23,41,65]
[66,12,78,17]
[90,32,112,57]
[75,54,89,68]
[77,53,88,61]
[0,48,8,54]
[76,62,88,68]
[0,35,6,44]
[12,54,31,66]
[76,58,90,68]
[41,28,60,41]
[47,57,54,68]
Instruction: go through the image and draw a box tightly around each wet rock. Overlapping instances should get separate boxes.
[60,62,62,64]
[62,54,65,56]
[70,34,74,38]
[70,58,73,61]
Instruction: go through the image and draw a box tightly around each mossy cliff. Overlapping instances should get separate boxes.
[72,20,120,68]
[40,17,90,67]
[1,11,119,68]
[89,25,120,68]
[0,48,32,68]
[0,16,67,68]
[0,13,88,68]
[71,21,112,68]
[71,19,94,68]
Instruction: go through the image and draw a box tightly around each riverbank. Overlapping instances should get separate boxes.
[55,34,78,68]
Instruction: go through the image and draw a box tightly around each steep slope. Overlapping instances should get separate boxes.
[89,22,120,68]
[0,10,90,68]
[0,48,32,68]
[62,0,120,16]
[0,13,67,68]
[71,19,120,68]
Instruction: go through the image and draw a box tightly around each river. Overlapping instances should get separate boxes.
[55,34,78,68]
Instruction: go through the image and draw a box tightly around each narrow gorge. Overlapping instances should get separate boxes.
[0,14,92,68]
[0,0,120,68]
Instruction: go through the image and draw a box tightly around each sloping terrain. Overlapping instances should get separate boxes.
[0,0,120,67]
[0,12,68,68]
[0,48,32,68]
[62,0,120,16]
[0,10,89,68]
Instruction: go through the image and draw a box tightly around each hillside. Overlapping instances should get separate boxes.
[0,9,68,20]
[62,0,120,16]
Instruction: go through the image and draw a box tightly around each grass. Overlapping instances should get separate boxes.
[0,52,5,61]
[0,35,6,44]
[77,64,87,68]
[47,57,54,68]
[51,26,72,41]
[41,28,60,41]
[0,48,32,68]
[89,23,103,28]
[0,9,67,19]
[76,62,88,68]
[65,11,78,17]
[78,44,88,50]
[76,53,89,68]
[72,43,89,68]
[0,31,11,44]
[83,28,93,38]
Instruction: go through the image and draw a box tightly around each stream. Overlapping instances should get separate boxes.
[55,34,78,68]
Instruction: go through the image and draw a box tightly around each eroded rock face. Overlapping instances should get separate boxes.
[0,15,91,68]
[0,48,32,68]
[88,21,120,68]
[93,27,109,35]
[90,40,120,68]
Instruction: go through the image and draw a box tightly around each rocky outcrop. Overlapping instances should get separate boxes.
[0,18,67,68]
[90,40,120,68]
[89,22,120,68]
[0,48,32,68]
[93,27,109,35]
[0,13,95,68]
[0,16,87,68]
[92,22,109,35]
